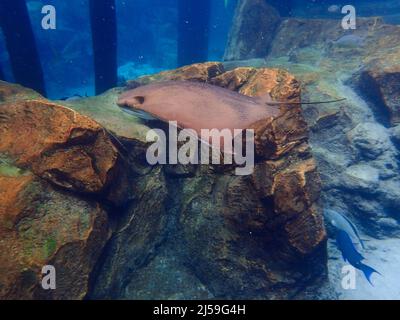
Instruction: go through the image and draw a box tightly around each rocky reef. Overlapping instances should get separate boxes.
[0,61,327,299]
[225,0,400,238]
[0,83,114,299]
[224,0,400,298]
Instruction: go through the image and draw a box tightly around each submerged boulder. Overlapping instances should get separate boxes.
[222,11,400,236]
[0,80,44,104]
[130,62,225,86]
[390,125,400,147]
[0,87,118,299]
[357,61,400,126]
[89,64,327,300]
[0,100,119,195]
[0,172,109,300]
[0,63,326,300]
[347,122,392,159]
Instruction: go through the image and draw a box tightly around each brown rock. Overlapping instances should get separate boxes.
[284,204,326,256]
[0,166,109,299]
[182,67,325,297]
[0,95,119,299]
[92,64,326,299]
[214,67,308,159]
[273,159,321,220]
[239,68,301,103]
[0,100,119,195]
[210,67,257,91]
[130,62,224,85]
[0,62,327,300]
[0,81,44,105]
[243,69,307,160]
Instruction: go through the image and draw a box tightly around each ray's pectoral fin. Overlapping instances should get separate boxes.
[118,96,158,121]
[122,107,158,121]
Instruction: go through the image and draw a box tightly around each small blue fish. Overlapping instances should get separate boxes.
[325,209,365,249]
[324,209,381,284]
[336,230,381,284]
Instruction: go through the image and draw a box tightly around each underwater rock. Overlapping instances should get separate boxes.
[131,61,224,86]
[0,98,121,197]
[0,80,44,104]
[0,172,109,299]
[347,123,391,159]
[357,61,400,126]
[224,0,281,61]
[88,64,327,299]
[0,85,116,299]
[90,165,170,299]
[0,64,326,300]
[222,58,268,71]
[342,164,380,194]
[225,15,400,236]
[332,34,365,48]
[222,13,400,297]
[210,67,258,91]
[390,125,400,147]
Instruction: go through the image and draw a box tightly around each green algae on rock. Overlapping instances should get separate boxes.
[0,156,29,177]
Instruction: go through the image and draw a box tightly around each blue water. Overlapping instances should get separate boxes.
[1,0,400,301]
[0,0,399,98]
[0,0,237,98]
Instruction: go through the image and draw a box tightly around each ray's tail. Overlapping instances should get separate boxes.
[266,98,347,106]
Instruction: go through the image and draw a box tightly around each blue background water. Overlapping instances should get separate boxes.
[0,0,399,98]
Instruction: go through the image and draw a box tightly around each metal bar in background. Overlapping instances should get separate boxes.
[0,64,4,81]
[89,0,118,95]
[177,0,211,67]
[0,0,46,95]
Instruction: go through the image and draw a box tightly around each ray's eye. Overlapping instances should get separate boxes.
[133,96,145,105]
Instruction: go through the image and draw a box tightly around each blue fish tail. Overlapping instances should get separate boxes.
[359,263,380,285]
